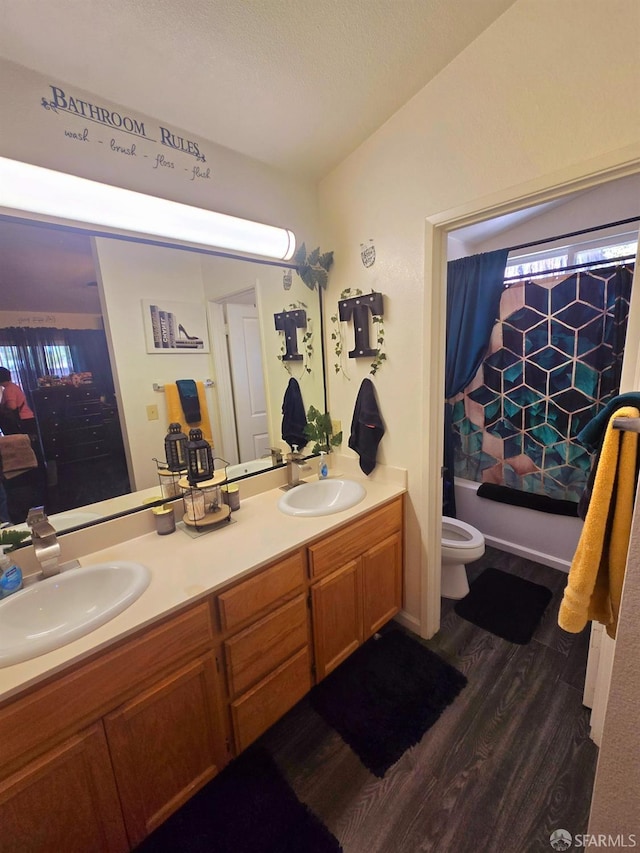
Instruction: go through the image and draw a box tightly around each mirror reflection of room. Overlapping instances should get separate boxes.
[0,222,130,525]
[0,217,326,528]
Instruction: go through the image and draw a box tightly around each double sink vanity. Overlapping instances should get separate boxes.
[0,459,406,852]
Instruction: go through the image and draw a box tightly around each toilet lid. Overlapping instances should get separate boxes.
[441,517,483,548]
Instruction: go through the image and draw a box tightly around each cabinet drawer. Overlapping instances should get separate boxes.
[217,550,305,632]
[308,497,403,578]
[230,647,311,752]
[68,401,102,416]
[224,595,308,698]
[0,603,213,775]
[62,441,107,461]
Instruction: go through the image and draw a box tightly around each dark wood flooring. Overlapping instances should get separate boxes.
[260,546,598,853]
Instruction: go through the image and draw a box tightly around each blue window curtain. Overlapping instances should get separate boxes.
[444,250,509,516]
[0,327,113,404]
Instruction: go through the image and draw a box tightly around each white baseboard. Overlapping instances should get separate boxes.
[485,535,571,573]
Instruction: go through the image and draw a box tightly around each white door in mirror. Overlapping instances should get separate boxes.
[278,479,366,517]
[0,561,150,668]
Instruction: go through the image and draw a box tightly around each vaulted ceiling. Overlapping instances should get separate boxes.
[0,0,517,180]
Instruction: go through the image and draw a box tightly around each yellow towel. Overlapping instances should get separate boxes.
[558,405,639,639]
[164,381,214,446]
[0,434,38,479]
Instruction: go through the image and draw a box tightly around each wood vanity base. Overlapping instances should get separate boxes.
[0,495,404,852]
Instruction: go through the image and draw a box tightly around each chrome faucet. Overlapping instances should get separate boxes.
[286,449,311,488]
[26,507,61,578]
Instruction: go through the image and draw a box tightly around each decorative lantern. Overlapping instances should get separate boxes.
[164,423,188,471]
[186,428,214,485]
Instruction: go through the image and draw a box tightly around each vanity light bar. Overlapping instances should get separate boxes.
[0,157,296,261]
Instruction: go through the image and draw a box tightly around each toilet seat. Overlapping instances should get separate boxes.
[441,516,484,550]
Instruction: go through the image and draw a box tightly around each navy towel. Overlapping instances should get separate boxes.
[176,379,201,424]
[349,378,385,475]
[281,378,308,450]
[577,392,640,451]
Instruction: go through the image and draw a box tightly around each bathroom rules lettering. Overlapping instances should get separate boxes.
[40,84,212,181]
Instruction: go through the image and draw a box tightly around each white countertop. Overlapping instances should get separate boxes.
[0,459,406,703]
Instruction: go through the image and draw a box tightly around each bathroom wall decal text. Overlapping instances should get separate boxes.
[41,85,207,162]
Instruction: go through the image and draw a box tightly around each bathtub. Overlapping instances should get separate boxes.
[454,477,583,573]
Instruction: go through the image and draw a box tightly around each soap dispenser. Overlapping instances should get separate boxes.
[0,545,23,598]
[318,451,329,480]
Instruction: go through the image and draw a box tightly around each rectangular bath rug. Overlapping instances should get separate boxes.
[454,567,553,645]
[309,629,467,777]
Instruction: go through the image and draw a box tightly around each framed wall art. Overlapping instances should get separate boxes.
[142,299,210,353]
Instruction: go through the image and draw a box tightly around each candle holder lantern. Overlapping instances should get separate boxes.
[186,428,214,485]
[165,423,188,471]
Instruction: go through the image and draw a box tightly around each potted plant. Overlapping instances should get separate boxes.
[304,405,343,455]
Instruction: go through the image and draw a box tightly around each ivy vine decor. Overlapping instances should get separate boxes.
[293,243,334,291]
[277,301,313,374]
[303,405,343,454]
[330,287,386,378]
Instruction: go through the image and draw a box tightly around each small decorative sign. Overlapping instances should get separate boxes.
[360,239,376,268]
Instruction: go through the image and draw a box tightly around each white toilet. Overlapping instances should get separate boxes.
[441,516,485,599]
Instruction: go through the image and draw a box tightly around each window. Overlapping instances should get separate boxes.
[0,344,75,384]
[506,232,638,279]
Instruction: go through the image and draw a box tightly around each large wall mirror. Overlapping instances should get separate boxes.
[0,214,327,539]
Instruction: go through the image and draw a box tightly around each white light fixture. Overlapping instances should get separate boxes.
[0,156,296,261]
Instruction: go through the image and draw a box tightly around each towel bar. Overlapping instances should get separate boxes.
[612,417,640,432]
[153,380,215,392]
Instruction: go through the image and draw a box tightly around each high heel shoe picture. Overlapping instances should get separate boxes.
[145,302,208,352]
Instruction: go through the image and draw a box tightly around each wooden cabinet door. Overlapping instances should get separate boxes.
[104,653,228,848]
[0,723,128,853]
[362,531,403,640]
[311,559,363,680]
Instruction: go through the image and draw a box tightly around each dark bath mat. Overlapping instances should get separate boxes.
[454,567,553,645]
[309,629,467,778]
[135,745,342,853]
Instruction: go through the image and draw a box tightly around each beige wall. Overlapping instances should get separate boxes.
[318,0,640,628]
[93,238,213,491]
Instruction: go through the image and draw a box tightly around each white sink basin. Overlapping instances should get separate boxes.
[0,561,151,667]
[278,478,366,517]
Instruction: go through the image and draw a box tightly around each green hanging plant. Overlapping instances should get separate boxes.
[277,300,313,375]
[303,405,343,454]
[293,243,334,291]
[330,287,386,378]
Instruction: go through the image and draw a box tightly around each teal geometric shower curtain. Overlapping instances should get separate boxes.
[450,262,634,502]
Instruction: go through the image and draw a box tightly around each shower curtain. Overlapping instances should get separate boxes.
[444,250,509,516]
[450,262,634,502]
